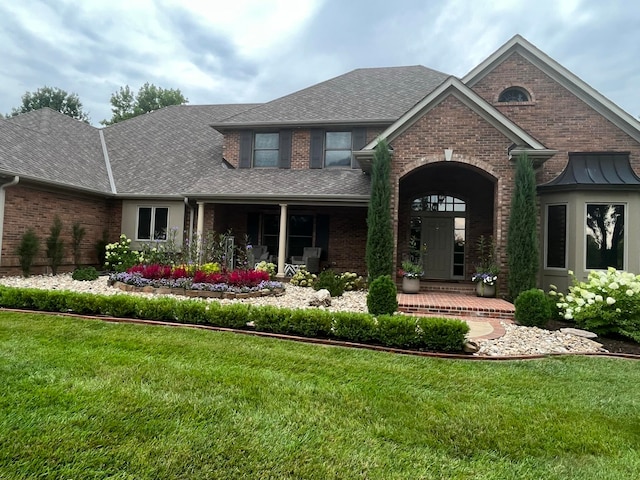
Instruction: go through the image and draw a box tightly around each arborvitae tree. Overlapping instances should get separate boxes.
[16,229,40,277]
[365,139,394,280]
[507,153,538,300]
[72,222,86,268]
[46,216,65,275]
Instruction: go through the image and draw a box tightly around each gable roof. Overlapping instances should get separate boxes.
[463,34,640,143]
[355,76,556,171]
[0,109,111,193]
[212,66,449,128]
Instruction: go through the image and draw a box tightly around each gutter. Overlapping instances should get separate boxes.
[0,176,20,265]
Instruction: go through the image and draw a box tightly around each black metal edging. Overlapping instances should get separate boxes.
[2,307,639,361]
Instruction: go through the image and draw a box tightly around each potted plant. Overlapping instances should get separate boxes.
[471,235,499,297]
[399,260,423,294]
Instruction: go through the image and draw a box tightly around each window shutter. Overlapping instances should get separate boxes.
[279,130,292,169]
[351,128,367,169]
[239,131,252,168]
[309,129,324,169]
[315,214,329,261]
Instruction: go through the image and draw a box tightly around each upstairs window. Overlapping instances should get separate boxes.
[137,206,168,241]
[324,131,352,167]
[253,133,279,167]
[498,87,530,103]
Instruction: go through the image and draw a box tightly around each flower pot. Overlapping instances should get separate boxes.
[402,277,421,294]
[476,282,496,298]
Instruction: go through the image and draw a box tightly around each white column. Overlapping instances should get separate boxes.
[196,202,205,263]
[277,203,288,277]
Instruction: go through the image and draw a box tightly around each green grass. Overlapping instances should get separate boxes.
[1,312,639,479]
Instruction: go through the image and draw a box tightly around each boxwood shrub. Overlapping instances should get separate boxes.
[0,286,468,353]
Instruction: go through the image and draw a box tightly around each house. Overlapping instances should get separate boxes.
[1,34,639,294]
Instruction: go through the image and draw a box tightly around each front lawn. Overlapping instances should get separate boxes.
[1,312,639,479]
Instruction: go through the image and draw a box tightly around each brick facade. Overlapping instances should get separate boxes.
[1,183,121,275]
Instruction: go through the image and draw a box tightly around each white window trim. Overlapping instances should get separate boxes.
[136,206,170,242]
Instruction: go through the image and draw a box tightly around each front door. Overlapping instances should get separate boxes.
[422,217,453,279]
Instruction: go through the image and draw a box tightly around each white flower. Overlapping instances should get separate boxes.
[564,312,573,320]
[568,270,574,276]
[595,295,604,302]
[626,289,634,296]
[609,282,619,290]
[606,297,616,305]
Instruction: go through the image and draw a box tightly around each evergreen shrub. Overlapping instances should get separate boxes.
[366,275,398,315]
[514,288,552,327]
[313,269,346,297]
[72,267,100,281]
[16,229,40,277]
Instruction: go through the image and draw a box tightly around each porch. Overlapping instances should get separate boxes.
[396,281,515,340]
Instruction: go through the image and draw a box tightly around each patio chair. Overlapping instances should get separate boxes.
[290,247,322,273]
[251,245,270,267]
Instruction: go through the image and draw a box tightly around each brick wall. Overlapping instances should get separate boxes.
[471,52,640,180]
[2,184,121,275]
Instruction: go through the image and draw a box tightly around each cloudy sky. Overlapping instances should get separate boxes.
[1,0,638,126]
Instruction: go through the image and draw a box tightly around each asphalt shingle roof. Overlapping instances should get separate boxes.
[0,65,451,200]
[102,104,259,195]
[0,109,110,192]
[215,66,450,126]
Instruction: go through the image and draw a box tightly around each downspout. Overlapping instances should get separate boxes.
[0,176,20,265]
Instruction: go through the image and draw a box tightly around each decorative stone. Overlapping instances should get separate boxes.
[156,287,172,295]
[171,288,185,295]
[463,340,480,353]
[560,327,598,339]
[309,289,331,307]
[141,286,155,293]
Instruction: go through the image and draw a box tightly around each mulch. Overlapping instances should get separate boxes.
[545,319,640,355]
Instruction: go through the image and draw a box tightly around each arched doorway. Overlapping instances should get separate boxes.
[398,161,496,281]
[410,195,466,279]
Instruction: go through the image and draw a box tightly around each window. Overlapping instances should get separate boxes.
[498,87,530,102]
[546,204,567,268]
[586,204,624,270]
[411,194,466,212]
[288,215,314,257]
[253,133,279,167]
[325,131,352,167]
[137,207,169,241]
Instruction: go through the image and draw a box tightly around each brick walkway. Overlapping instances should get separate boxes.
[397,291,515,340]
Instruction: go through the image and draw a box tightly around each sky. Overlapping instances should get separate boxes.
[1,0,639,126]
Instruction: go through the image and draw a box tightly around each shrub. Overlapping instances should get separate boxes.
[366,275,398,316]
[16,229,40,277]
[417,317,469,352]
[514,288,552,327]
[210,303,251,329]
[138,297,179,322]
[95,230,109,269]
[313,269,346,297]
[376,315,419,349]
[366,139,394,280]
[507,154,538,300]
[331,312,377,343]
[340,272,366,291]
[555,268,640,342]
[46,216,65,275]
[72,266,100,281]
[174,300,208,325]
[289,268,316,287]
[254,261,276,279]
[71,222,86,268]
[105,234,143,272]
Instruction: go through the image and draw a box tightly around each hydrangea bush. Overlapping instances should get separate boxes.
[552,268,640,342]
[105,234,143,272]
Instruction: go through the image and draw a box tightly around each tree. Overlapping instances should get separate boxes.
[507,154,538,300]
[46,216,65,275]
[365,139,394,280]
[7,86,90,123]
[101,82,188,125]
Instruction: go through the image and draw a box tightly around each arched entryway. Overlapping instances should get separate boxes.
[398,161,497,281]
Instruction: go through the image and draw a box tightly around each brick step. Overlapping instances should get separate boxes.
[397,291,515,321]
